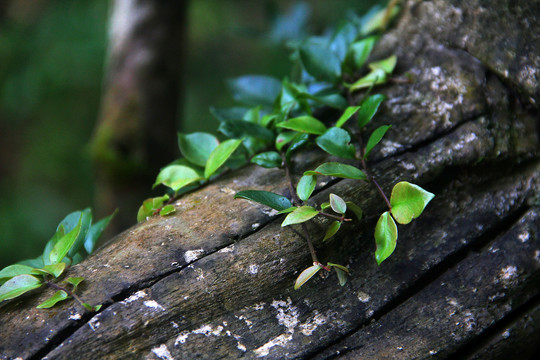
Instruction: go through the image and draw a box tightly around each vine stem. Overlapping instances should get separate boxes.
[319,212,351,222]
[45,280,88,310]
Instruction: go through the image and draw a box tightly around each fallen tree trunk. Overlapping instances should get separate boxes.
[1,0,539,359]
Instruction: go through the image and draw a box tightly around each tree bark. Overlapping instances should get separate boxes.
[1,0,539,359]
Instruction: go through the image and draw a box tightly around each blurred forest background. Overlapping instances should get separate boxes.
[0,0,382,268]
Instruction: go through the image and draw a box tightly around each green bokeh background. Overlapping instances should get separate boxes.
[0,0,381,268]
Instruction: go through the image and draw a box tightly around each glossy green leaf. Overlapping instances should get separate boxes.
[294,264,322,290]
[369,55,397,74]
[59,208,92,259]
[348,68,386,91]
[297,175,316,201]
[285,133,310,163]
[304,162,367,180]
[159,205,176,217]
[346,201,363,221]
[320,202,331,210]
[218,119,275,142]
[364,125,391,159]
[251,151,282,168]
[50,215,83,265]
[178,132,219,167]
[234,190,292,211]
[227,75,282,107]
[32,263,66,278]
[374,211,398,265]
[154,165,204,191]
[345,36,377,70]
[357,94,386,128]
[65,277,84,290]
[276,116,327,135]
[335,106,361,128]
[36,290,69,309]
[315,127,356,159]
[137,195,169,223]
[390,182,435,224]
[0,265,34,284]
[275,132,297,151]
[205,139,243,179]
[282,206,319,227]
[323,221,341,241]
[0,275,42,302]
[329,193,347,214]
[299,43,341,83]
[84,210,116,255]
[276,207,297,215]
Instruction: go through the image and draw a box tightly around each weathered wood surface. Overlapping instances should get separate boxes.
[1,0,539,359]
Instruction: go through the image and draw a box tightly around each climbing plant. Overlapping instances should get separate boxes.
[140,1,433,289]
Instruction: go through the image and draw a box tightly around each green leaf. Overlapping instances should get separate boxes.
[36,290,70,309]
[84,210,117,255]
[320,202,331,210]
[369,55,397,74]
[348,68,387,91]
[58,209,92,259]
[0,265,34,284]
[360,5,401,35]
[0,275,42,302]
[346,201,363,221]
[298,90,348,110]
[50,215,83,265]
[159,205,176,217]
[276,207,297,215]
[335,106,361,128]
[304,162,367,180]
[32,263,66,278]
[82,303,102,312]
[327,262,350,273]
[251,151,282,168]
[205,139,243,179]
[137,195,170,223]
[323,221,341,241]
[357,94,386,128]
[294,264,322,290]
[209,106,249,122]
[345,36,378,70]
[390,182,435,225]
[329,193,347,214]
[227,75,282,107]
[234,190,292,211]
[65,277,84,290]
[282,206,319,227]
[330,21,358,62]
[299,43,341,83]
[154,165,204,191]
[218,119,275,142]
[285,133,310,163]
[276,116,327,135]
[275,132,297,151]
[374,211,398,265]
[43,227,64,266]
[297,175,316,201]
[18,256,44,269]
[364,125,391,159]
[334,267,348,286]
[178,132,219,167]
[315,127,356,159]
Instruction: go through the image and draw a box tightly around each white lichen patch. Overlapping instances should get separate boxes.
[122,290,148,304]
[220,186,237,196]
[236,315,253,329]
[184,249,205,263]
[193,324,224,337]
[518,231,530,243]
[357,291,371,303]
[502,329,511,339]
[299,311,327,336]
[218,244,235,253]
[379,140,404,156]
[252,223,260,230]
[248,264,260,275]
[261,208,279,217]
[254,302,266,311]
[151,344,174,360]
[88,316,100,331]
[254,334,293,357]
[498,265,518,285]
[271,298,299,333]
[175,331,190,345]
[68,313,82,321]
[144,300,166,311]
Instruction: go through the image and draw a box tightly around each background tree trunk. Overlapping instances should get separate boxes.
[1,0,539,359]
[90,0,188,236]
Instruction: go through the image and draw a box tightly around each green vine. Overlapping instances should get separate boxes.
[140,1,434,289]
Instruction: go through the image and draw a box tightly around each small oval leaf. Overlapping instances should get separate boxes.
[159,205,177,217]
[335,106,361,128]
[251,151,282,168]
[154,165,204,191]
[234,190,292,211]
[282,206,319,227]
[294,264,322,290]
[374,211,398,265]
[297,175,316,201]
[323,221,341,241]
[329,193,347,214]
[357,94,386,128]
[178,132,219,167]
[315,127,356,159]
[276,116,327,135]
[390,182,435,224]
[304,162,366,180]
[36,290,70,309]
[364,125,391,159]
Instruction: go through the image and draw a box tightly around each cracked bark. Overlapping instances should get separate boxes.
[1,0,539,359]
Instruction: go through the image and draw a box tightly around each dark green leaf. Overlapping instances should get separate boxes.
[234,190,292,211]
[218,119,275,142]
[36,290,69,309]
[84,210,117,255]
[297,175,316,201]
[298,90,348,110]
[346,201,363,221]
[334,267,348,286]
[348,68,387,91]
[369,55,397,74]
[178,132,219,167]
[154,165,204,191]
[50,215,83,265]
[304,162,367,180]
[282,206,319,227]
[275,132,297,151]
[209,106,249,122]
[159,205,176,217]
[0,275,42,302]
[375,211,398,265]
[299,43,342,83]
[364,125,391,159]
[323,221,341,241]
[329,193,347,214]
[294,264,322,290]
[335,106,361,128]
[205,139,243,179]
[329,21,358,62]
[227,75,282,107]
[251,151,282,168]
[345,36,377,70]
[315,127,356,159]
[276,116,327,135]
[285,133,310,163]
[357,94,386,128]
[390,182,435,224]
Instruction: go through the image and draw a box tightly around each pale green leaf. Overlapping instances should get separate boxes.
[345,36,377,70]
[282,206,319,227]
[154,165,204,191]
[375,211,398,265]
[275,132,297,151]
[323,221,341,241]
[50,215,83,265]
[335,106,361,128]
[390,182,435,224]
[297,175,316,201]
[205,139,243,179]
[329,193,347,214]
[0,275,42,302]
[276,207,297,215]
[294,264,322,290]
[36,290,70,309]
[364,125,391,159]
[369,55,397,74]
[0,264,34,283]
[178,132,219,167]
[276,116,327,135]
[159,205,176,217]
[32,263,66,278]
[348,68,387,91]
[65,277,84,290]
